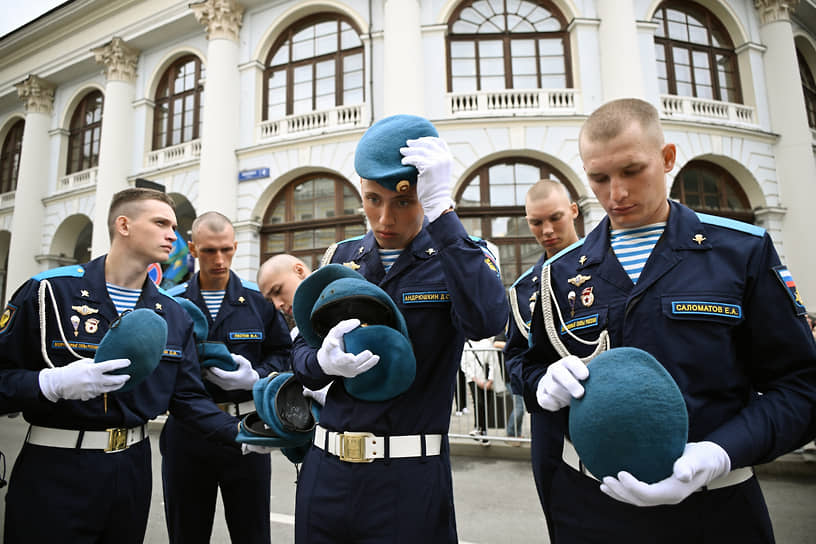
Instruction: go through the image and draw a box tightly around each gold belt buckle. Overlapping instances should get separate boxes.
[105,427,129,453]
[338,432,375,463]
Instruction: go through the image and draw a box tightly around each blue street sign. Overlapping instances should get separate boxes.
[238,167,270,181]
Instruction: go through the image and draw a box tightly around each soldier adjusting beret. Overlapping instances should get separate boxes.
[568,347,688,483]
[94,308,167,393]
[354,114,438,193]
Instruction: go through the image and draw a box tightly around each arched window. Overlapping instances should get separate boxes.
[670,160,753,223]
[264,14,364,120]
[447,0,570,92]
[798,50,816,130]
[260,174,366,269]
[0,119,24,194]
[153,55,205,149]
[653,2,741,103]
[455,157,582,286]
[67,90,103,174]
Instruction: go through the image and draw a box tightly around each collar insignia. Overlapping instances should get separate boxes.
[692,234,706,245]
[343,261,361,270]
[579,255,587,265]
[80,290,90,297]
[155,303,162,310]
[426,248,436,255]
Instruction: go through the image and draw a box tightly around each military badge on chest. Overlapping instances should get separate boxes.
[581,286,595,308]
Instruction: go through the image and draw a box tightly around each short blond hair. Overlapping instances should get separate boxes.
[108,188,175,240]
[579,98,663,154]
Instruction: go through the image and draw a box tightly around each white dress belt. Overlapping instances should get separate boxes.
[217,400,256,417]
[26,424,147,453]
[314,425,442,463]
[562,438,753,491]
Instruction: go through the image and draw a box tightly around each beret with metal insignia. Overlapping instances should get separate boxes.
[293,264,416,401]
[94,308,167,393]
[173,297,237,371]
[354,114,438,192]
[568,347,688,483]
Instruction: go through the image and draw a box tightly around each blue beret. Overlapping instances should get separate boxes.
[94,308,167,393]
[174,297,237,371]
[236,372,319,454]
[293,264,416,401]
[568,347,688,483]
[354,114,438,193]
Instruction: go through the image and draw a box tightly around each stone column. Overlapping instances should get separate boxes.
[191,0,243,220]
[756,0,816,306]
[7,76,55,292]
[383,0,423,115]
[596,0,644,101]
[90,37,140,257]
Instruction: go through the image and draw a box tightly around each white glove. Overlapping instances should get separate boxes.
[317,319,380,378]
[205,354,260,391]
[600,441,731,506]
[241,443,274,455]
[400,136,454,223]
[535,355,588,411]
[303,383,331,406]
[38,358,131,402]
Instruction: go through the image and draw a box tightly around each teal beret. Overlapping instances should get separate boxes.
[94,308,167,393]
[354,114,438,193]
[293,264,416,401]
[236,372,319,455]
[568,347,688,483]
[174,297,237,371]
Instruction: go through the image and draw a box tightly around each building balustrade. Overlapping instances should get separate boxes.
[145,139,202,169]
[446,88,579,117]
[258,103,368,142]
[0,191,14,211]
[56,167,98,193]
[660,94,756,126]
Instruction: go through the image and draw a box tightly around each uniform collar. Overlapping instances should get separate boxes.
[80,255,168,317]
[186,270,248,324]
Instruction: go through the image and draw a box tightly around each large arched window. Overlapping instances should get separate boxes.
[455,157,582,286]
[798,50,816,130]
[653,2,741,103]
[153,55,205,149]
[67,90,103,174]
[447,0,571,92]
[0,119,24,194]
[260,174,366,269]
[670,160,753,223]
[264,14,364,120]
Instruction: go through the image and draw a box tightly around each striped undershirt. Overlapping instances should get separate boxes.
[201,290,225,320]
[379,248,402,273]
[106,283,140,315]
[609,222,666,284]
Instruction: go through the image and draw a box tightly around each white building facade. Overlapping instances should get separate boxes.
[1,0,815,309]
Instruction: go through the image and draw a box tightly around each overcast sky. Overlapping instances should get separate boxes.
[0,1,66,38]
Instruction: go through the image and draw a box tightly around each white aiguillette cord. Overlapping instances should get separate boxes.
[38,279,85,368]
[540,264,609,364]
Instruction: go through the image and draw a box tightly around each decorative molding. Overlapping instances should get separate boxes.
[92,37,140,82]
[190,0,244,42]
[754,0,800,25]
[15,75,55,114]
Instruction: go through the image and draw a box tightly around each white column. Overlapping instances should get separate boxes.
[7,76,55,292]
[756,0,816,307]
[383,0,423,116]
[191,0,243,220]
[596,0,644,101]
[90,37,140,257]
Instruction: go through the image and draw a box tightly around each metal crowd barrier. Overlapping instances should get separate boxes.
[450,345,530,447]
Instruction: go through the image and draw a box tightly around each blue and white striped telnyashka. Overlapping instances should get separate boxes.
[106,283,141,315]
[201,290,225,320]
[609,222,666,284]
[378,248,402,273]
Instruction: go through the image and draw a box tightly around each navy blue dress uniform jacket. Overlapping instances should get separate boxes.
[520,200,816,541]
[0,255,239,440]
[167,270,292,403]
[293,211,509,435]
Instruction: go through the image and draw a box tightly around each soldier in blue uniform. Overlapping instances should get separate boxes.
[521,98,816,543]
[291,114,508,543]
[503,179,579,539]
[0,188,241,543]
[162,211,292,543]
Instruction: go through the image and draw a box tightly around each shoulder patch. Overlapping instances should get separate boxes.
[772,265,807,316]
[165,283,188,297]
[33,265,85,281]
[543,238,585,266]
[0,303,17,334]
[241,279,260,292]
[697,213,765,237]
